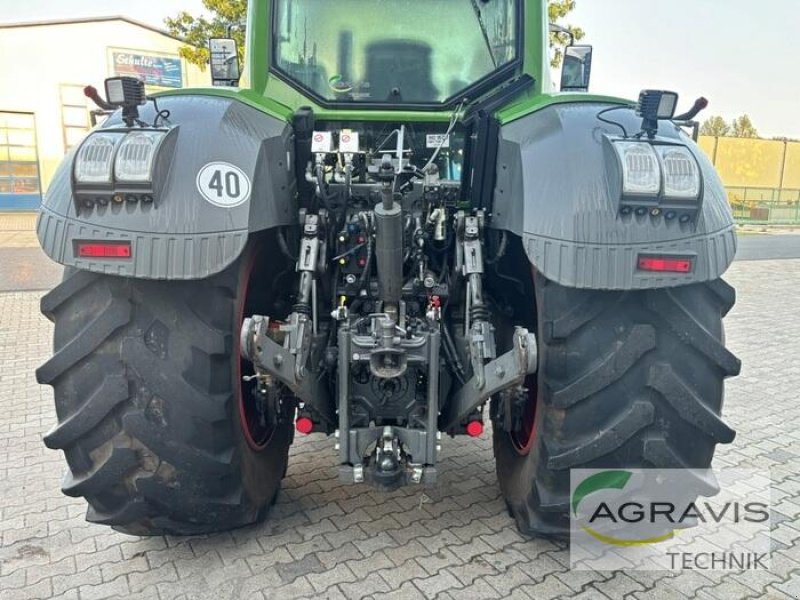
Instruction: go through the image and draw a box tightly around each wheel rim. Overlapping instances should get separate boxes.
[237,249,276,452]
[510,375,538,455]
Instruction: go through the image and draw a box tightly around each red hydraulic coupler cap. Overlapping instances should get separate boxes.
[296,417,314,435]
[466,421,484,437]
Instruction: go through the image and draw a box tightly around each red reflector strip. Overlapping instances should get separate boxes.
[76,241,132,259]
[638,256,692,273]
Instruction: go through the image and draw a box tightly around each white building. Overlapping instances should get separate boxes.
[0,16,207,210]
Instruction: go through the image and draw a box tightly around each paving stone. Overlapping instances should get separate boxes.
[413,569,463,599]
[516,573,574,600]
[444,558,498,587]
[275,552,324,583]
[4,577,53,600]
[352,531,396,556]
[483,564,538,597]
[316,542,364,569]
[264,574,316,600]
[773,571,800,600]
[79,576,131,600]
[128,562,180,594]
[337,572,392,600]
[379,581,427,600]
[379,558,430,590]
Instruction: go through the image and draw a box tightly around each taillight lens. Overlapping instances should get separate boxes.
[75,241,132,259]
[637,255,693,273]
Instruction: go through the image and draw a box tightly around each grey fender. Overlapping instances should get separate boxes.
[37,94,295,279]
[491,102,737,290]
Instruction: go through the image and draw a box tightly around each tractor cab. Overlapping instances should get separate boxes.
[209,0,577,106]
[270,0,519,105]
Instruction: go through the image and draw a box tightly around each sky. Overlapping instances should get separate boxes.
[2,0,798,139]
[568,0,800,139]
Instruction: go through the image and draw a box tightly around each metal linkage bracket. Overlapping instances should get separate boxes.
[336,324,441,485]
[241,318,335,426]
[456,211,497,390]
[439,328,537,431]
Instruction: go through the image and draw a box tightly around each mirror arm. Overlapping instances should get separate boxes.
[548,22,575,46]
[227,22,245,38]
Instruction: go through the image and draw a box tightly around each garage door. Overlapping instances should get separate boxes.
[0,111,41,211]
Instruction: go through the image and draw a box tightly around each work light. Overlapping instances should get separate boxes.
[114,131,167,183]
[614,141,661,196]
[73,132,126,184]
[104,77,146,108]
[637,90,678,121]
[103,77,147,127]
[656,145,701,200]
[636,90,679,138]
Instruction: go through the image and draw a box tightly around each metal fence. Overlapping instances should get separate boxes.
[699,136,800,224]
[727,187,800,224]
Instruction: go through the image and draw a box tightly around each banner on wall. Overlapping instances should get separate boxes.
[112,52,183,88]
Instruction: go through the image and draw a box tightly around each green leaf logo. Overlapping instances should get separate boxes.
[571,470,633,516]
[572,469,676,547]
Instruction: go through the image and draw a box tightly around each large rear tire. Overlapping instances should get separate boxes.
[37,241,293,535]
[493,274,741,538]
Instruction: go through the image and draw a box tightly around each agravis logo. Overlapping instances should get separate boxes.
[569,468,772,571]
[571,470,675,546]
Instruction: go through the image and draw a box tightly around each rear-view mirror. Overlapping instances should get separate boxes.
[560,45,593,92]
[209,38,241,86]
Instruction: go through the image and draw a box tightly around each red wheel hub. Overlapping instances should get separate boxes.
[237,250,276,452]
[510,376,538,456]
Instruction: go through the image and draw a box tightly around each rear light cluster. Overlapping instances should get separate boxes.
[637,255,693,273]
[75,241,132,259]
[74,130,167,186]
[611,140,702,225]
[72,129,170,213]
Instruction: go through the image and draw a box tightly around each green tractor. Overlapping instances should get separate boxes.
[36,0,740,537]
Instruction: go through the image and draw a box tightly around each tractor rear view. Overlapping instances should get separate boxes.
[36,0,740,537]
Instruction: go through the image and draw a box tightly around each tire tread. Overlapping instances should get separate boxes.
[41,252,290,535]
[495,277,738,539]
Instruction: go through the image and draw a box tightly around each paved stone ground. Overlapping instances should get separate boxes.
[0,260,799,600]
[0,213,62,293]
[0,213,39,248]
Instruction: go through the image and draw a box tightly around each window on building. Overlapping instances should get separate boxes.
[0,112,41,207]
[60,84,91,151]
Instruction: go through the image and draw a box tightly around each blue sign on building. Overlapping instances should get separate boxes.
[113,52,183,88]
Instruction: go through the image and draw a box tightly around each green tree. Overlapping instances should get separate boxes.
[168,1,584,71]
[700,114,760,138]
[731,114,759,138]
[164,0,247,70]
[700,116,731,137]
[549,1,586,67]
